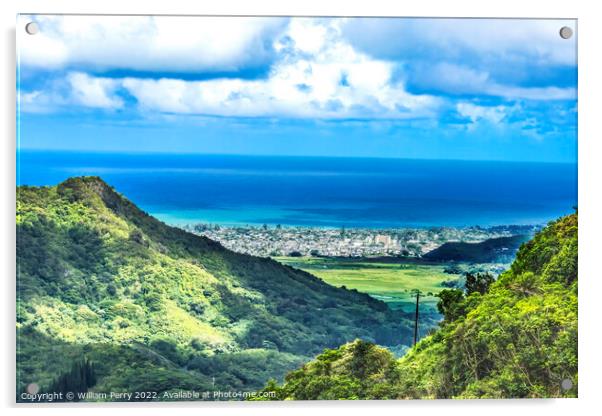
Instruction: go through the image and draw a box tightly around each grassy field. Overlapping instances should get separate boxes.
[274,257,456,315]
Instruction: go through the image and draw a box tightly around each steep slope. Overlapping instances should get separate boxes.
[16,177,411,400]
[258,213,578,399]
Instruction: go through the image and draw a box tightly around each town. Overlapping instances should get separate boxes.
[181,223,538,258]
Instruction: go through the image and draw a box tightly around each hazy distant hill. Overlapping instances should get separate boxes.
[256,213,577,399]
[423,235,531,263]
[16,177,411,400]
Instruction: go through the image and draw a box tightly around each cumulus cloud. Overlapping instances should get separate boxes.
[342,18,577,100]
[20,19,441,119]
[410,62,576,100]
[67,72,123,108]
[18,16,576,123]
[17,15,286,73]
[120,19,440,119]
[455,101,551,138]
[342,18,576,66]
[456,102,509,124]
[19,72,123,112]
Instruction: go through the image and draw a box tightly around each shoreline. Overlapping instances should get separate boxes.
[177,221,541,232]
[179,221,539,259]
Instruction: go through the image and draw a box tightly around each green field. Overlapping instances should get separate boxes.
[274,257,457,315]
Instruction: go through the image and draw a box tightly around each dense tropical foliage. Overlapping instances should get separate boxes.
[256,213,578,399]
[16,177,411,400]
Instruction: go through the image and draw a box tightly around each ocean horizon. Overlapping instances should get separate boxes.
[17,150,578,229]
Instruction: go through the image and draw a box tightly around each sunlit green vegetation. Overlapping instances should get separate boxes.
[274,257,454,314]
[16,177,412,401]
[257,213,578,399]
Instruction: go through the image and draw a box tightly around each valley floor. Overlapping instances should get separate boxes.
[273,256,510,338]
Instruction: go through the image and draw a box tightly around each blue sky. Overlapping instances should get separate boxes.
[17,16,577,162]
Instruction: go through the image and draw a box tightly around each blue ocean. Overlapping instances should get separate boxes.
[17,151,577,228]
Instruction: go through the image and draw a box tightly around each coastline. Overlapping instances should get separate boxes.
[179,221,539,259]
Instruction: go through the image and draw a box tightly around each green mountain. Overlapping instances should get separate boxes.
[257,213,578,399]
[423,234,531,263]
[16,177,411,400]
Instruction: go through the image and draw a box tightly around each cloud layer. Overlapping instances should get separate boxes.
[20,18,443,119]
[18,15,286,73]
[17,15,577,138]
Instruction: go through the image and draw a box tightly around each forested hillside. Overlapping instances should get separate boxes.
[257,213,578,399]
[423,234,531,263]
[16,177,411,400]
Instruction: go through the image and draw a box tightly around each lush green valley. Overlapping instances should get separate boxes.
[275,257,451,313]
[274,256,454,338]
[256,213,578,399]
[16,177,412,401]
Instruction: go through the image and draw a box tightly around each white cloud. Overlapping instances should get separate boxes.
[415,62,576,100]
[486,84,576,101]
[18,16,577,120]
[122,19,440,118]
[341,19,577,101]
[67,72,123,109]
[456,102,509,124]
[423,63,492,94]
[455,101,549,140]
[19,72,123,112]
[342,18,577,67]
[21,19,441,120]
[420,19,576,67]
[19,90,63,113]
[18,15,286,73]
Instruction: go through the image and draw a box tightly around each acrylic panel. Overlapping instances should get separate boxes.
[16,15,578,402]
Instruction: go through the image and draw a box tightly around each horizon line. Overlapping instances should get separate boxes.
[16,148,577,165]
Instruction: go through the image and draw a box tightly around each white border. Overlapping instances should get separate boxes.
[2,1,601,415]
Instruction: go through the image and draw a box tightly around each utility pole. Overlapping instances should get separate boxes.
[412,290,421,346]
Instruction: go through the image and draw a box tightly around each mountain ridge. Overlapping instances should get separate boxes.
[423,234,532,263]
[17,176,410,399]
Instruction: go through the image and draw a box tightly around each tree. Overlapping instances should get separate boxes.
[46,358,97,401]
[436,289,465,322]
[465,272,495,295]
